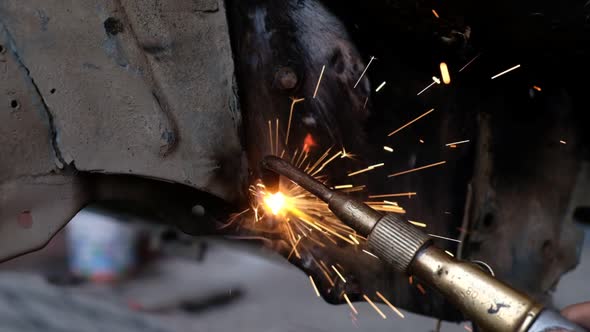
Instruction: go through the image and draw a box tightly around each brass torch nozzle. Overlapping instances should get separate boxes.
[261,155,585,332]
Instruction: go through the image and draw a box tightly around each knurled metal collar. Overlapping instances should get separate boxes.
[368,214,432,273]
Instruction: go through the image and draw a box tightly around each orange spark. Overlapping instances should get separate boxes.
[432,9,440,18]
[376,291,405,318]
[440,62,451,84]
[445,139,470,147]
[287,235,302,260]
[369,192,417,199]
[275,118,279,155]
[491,64,521,80]
[348,163,385,176]
[343,293,359,314]
[387,108,435,137]
[332,265,347,283]
[354,56,376,88]
[408,220,427,228]
[459,53,481,72]
[268,120,274,154]
[303,133,316,153]
[533,85,542,91]
[428,233,461,243]
[313,65,326,99]
[309,275,321,297]
[416,284,426,295]
[285,98,305,146]
[387,161,446,177]
[362,249,379,259]
[363,295,387,319]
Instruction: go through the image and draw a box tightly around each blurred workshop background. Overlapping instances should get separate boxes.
[0,170,588,332]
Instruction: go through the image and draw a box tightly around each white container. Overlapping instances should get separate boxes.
[66,205,140,281]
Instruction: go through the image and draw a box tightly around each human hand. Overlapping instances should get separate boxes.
[562,301,590,329]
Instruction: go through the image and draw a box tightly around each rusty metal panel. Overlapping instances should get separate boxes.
[0,0,244,260]
[0,0,245,203]
[1,24,87,260]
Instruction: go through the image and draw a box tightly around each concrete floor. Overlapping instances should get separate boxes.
[0,223,588,332]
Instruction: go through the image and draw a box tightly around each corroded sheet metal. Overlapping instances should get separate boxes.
[0,0,244,260]
[0,0,245,202]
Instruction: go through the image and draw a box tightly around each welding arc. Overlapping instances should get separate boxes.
[261,156,334,203]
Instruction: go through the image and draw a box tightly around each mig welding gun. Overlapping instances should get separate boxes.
[261,155,587,332]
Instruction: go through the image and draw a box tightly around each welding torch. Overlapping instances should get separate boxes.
[261,155,586,332]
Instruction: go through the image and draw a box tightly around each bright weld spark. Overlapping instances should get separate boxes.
[445,139,470,146]
[533,85,542,91]
[432,9,439,18]
[341,185,367,193]
[363,295,387,319]
[363,249,379,259]
[375,81,387,92]
[560,140,567,144]
[363,96,369,109]
[372,205,406,214]
[408,220,427,228]
[334,184,353,189]
[313,259,335,286]
[383,146,394,152]
[341,147,355,159]
[285,98,305,146]
[387,108,435,137]
[287,235,302,260]
[417,81,436,96]
[428,233,462,243]
[432,76,441,84]
[348,163,385,177]
[318,260,332,277]
[440,62,451,84]
[419,139,425,144]
[445,250,455,257]
[311,151,342,176]
[343,293,358,314]
[369,192,417,199]
[388,161,446,177]
[309,276,321,297]
[376,291,405,318]
[459,53,480,72]
[383,200,398,206]
[491,64,521,80]
[354,56,376,88]
[264,192,286,215]
[349,234,360,245]
[313,65,326,99]
[331,265,347,283]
